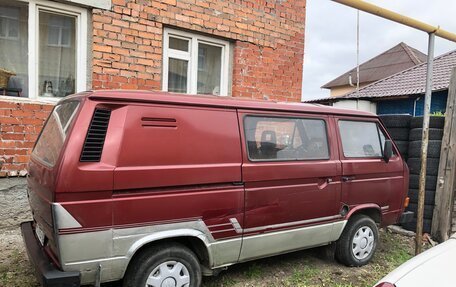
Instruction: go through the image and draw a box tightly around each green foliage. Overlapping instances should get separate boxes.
[431,111,445,117]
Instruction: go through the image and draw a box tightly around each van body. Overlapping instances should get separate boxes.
[21,91,412,287]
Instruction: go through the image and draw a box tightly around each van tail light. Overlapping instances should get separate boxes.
[404,196,410,208]
[375,283,396,287]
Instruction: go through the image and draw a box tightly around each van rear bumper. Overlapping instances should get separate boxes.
[21,221,80,287]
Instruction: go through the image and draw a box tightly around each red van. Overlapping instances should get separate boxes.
[21,91,412,287]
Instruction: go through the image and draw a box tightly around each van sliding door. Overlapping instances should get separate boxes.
[237,111,343,261]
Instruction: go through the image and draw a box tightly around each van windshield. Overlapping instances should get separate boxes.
[32,101,80,167]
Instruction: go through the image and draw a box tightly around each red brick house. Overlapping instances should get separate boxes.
[0,0,306,176]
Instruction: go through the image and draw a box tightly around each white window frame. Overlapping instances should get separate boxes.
[7,0,87,101]
[163,28,230,97]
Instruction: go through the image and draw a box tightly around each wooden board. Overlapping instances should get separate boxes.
[432,68,456,241]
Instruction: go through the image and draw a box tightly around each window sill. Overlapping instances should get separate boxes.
[0,95,56,105]
[60,0,111,10]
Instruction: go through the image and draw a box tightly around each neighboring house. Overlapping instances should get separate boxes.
[0,0,306,176]
[321,42,427,97]
[308,50,456,116]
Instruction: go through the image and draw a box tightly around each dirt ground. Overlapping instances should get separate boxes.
[0,227,419,287]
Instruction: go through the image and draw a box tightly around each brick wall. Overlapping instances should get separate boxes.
[0,98,54,177]
[92,0,306,101]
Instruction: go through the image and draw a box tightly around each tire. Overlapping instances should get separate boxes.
[395,141,409,157]
[409,128,444,141]
[409,174,438,190]
[335,215,378,267]
[380,115,412,128]
[408,140,442,158]
[407,189,436,205]
[406,203,435,219]
[386,128,410,141]
[410,116,445,129]
[402,218,432,233]
[407,157,440,176]
[123,243,202,287]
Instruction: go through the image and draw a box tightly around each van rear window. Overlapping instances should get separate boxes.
[32,101,79,166]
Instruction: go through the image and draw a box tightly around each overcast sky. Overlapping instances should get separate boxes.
[302,0,456,101]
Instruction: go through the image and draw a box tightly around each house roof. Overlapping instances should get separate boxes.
[307,49,456,103]
[321,42,427,89]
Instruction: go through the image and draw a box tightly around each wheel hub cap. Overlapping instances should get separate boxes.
[145,261,190,287]
[352,226,375,260]
[161,277,176,287]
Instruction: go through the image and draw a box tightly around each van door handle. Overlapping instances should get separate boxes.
[317,178,332,190]
[342,176,356,182]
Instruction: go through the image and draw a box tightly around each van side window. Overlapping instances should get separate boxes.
[338,120,384,158]
[244,116,329,161]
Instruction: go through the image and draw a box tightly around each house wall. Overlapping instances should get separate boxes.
[333,100,377,113]
[329,83,371,97]
[376,91,448,116]
[91,0,306,101]
[0,98,53,176]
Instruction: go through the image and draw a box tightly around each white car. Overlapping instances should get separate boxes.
[375,233,456,287]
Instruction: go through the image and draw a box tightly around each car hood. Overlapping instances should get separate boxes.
[377,236,456,287]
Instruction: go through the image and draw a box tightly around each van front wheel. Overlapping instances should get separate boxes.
[123,243,202,287]
[335,215,378,267]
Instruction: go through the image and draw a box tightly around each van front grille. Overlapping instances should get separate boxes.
[80,108,111,162]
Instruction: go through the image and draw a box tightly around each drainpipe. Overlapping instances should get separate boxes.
[413,97,421,116]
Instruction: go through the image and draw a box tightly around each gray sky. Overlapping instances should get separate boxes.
[302,0,456,101]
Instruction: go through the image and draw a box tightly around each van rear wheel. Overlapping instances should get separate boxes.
[123,243,202,287]
[335,215,378,267]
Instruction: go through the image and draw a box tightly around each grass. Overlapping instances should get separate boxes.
[0,248,38,287]
[202,229,417,287]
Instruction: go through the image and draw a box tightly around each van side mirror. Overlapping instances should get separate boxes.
[383,140,393,163]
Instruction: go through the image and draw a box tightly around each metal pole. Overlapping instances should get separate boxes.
[356,10,360,91]
[332,0,456,43]
[416,32,435,255]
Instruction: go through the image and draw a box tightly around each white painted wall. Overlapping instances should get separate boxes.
[333,100,377,114]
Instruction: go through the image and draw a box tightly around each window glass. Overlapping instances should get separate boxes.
[168,58,188,93]
[339,120,383,158]
[169,37,188,52]
[164,28,229,96]
[39,11,76,98]
[197,43,222,95]
[245,116,329,161]
[0,1,28,97]
[33,101,79,166]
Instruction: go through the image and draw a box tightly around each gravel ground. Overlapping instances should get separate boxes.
[0,227,421,287]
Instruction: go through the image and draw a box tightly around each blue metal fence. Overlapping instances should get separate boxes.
[376,90,448,115]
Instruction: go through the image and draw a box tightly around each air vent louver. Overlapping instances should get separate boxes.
[80,108,111,162]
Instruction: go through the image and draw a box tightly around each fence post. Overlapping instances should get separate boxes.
[431,68,456,242]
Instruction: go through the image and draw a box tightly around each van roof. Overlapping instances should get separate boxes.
[75,90,377,118]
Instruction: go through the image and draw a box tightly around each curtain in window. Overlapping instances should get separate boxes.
[39,11,76,97]
[0,1,28,96]
[168,58,188,93]
[197,43,222,95]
